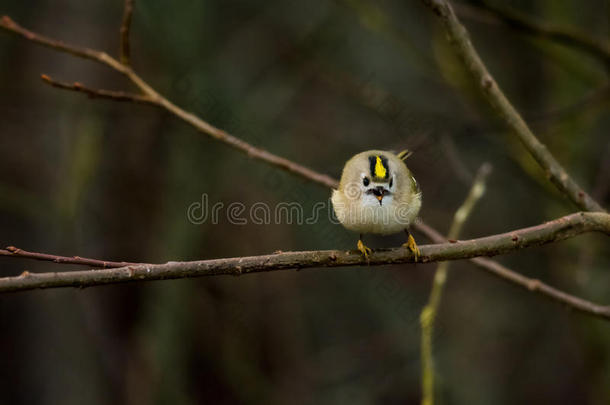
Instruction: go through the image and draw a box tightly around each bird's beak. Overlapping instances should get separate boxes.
[366,186,389,206]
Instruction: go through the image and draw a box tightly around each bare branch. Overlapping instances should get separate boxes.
[421,0,605,213]
[0,246,140,268]
[120,0,135,65]
[454,2,610,65]
[1,212,609,295]
[421,163,491,405]
[40,74,155,104]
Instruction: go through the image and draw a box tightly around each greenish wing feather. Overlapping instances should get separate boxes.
[411,174,420,194]
[396,150,412,161]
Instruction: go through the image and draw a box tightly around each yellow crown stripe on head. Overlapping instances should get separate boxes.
[374,156,387,178]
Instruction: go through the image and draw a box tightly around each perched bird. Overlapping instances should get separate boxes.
[331,150,422,260]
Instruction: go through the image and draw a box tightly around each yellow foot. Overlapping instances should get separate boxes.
[402,234,420,261]
[357,239,372,261]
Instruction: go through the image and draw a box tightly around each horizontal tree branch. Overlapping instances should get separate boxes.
[422,0,605,213]
[4,213,608,319]
[1,212,608,294]
[40,74,155,104]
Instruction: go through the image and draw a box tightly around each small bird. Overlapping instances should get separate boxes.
[331,150,422,260]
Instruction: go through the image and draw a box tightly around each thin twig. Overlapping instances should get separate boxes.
[421,0,605,213]
[420,163,491,405]
[1,212,609,295]
[120,0,135,65]
[40,74,155,104]
[0,246,140,268]
[454,2,610,65]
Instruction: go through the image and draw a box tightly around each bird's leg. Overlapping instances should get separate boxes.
[402,228,420,261]
[357,234,372,261]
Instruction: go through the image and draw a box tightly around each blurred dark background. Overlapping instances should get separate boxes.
[1,0,609,404]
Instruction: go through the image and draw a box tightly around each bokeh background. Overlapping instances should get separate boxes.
[1,0,609,404]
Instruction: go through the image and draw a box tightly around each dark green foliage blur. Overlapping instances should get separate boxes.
[0,0,609,404]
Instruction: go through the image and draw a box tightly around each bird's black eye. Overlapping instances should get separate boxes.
[389,177,393,188]
[363,177,370,186]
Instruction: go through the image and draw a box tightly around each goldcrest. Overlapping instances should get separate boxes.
[331,150,422,260]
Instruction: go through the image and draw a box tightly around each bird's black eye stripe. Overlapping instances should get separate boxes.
[363,177,370,186]
[389,177,393,187]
